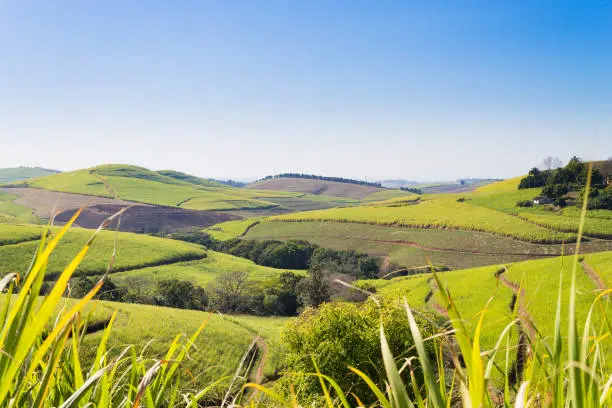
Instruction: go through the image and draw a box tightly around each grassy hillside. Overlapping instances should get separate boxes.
[269,196,576,243]
[0,167,60,183]
[205,218,263,240]
[247,177,386,200]
[369,251,612,352]
[56,298,289,385]
[109,250,305,292]
[0,191,39,224]
[468,186,612,238]
[0,225,206,279]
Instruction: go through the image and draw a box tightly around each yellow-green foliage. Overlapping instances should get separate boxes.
[204,218,263,240]
[467,188,541,214]
[518,212,612,238]
[0,225,206,278]
[109,250,305,291]
[271,197,576,243]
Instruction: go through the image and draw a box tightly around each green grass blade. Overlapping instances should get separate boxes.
[568,163,592,406]
[348,366,393,408]
[380,323,414,408]
[404,301,446,408]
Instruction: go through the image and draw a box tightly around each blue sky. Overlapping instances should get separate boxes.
[1,1,610,181]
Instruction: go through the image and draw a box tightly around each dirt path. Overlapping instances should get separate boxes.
[95,175,119,199]
[581,260,608,293]
[364,237,558,257]
[239,221,261,238]
[253,336,269,384]
[496,269,537,338]
[426,278,448,317]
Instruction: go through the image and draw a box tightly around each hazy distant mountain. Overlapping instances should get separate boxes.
[378,179,418,188]
[0,167,60,184]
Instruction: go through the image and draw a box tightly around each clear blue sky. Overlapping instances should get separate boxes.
[1,1,610,181]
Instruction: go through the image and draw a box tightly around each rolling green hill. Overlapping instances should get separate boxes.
[0,225,207,279]
[9,164,359,213]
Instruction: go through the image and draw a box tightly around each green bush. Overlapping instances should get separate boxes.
[280,299,436,404]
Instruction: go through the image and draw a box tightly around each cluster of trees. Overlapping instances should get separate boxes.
[209,179,248,188]
[169,231,382,280]
[255,173,382,188]
[518,156,610,209]
[400,186,423,194]
[69,265,375,317]
[217,238,380,279]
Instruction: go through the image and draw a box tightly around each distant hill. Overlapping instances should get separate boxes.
[2,164,358,217]
[248,175,387,200]
[0,167,60,183]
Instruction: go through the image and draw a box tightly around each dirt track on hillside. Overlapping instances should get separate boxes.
[496,268,537,338]
[581,260,608,293]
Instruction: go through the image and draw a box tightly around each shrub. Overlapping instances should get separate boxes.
[516,199,533,208]
[280,299,436,404]
[70,276,126,302]
[154,279,208,310]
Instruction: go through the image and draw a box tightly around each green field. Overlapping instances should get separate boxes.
[205,218,264,240]
[518,212,612,238]
[0,223,44,245]
[270,197,577,243]
[370,251,612,352]
[0,225,206,279]
[109,250,305,292]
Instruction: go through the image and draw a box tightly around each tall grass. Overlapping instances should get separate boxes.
[0,210,246,407]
